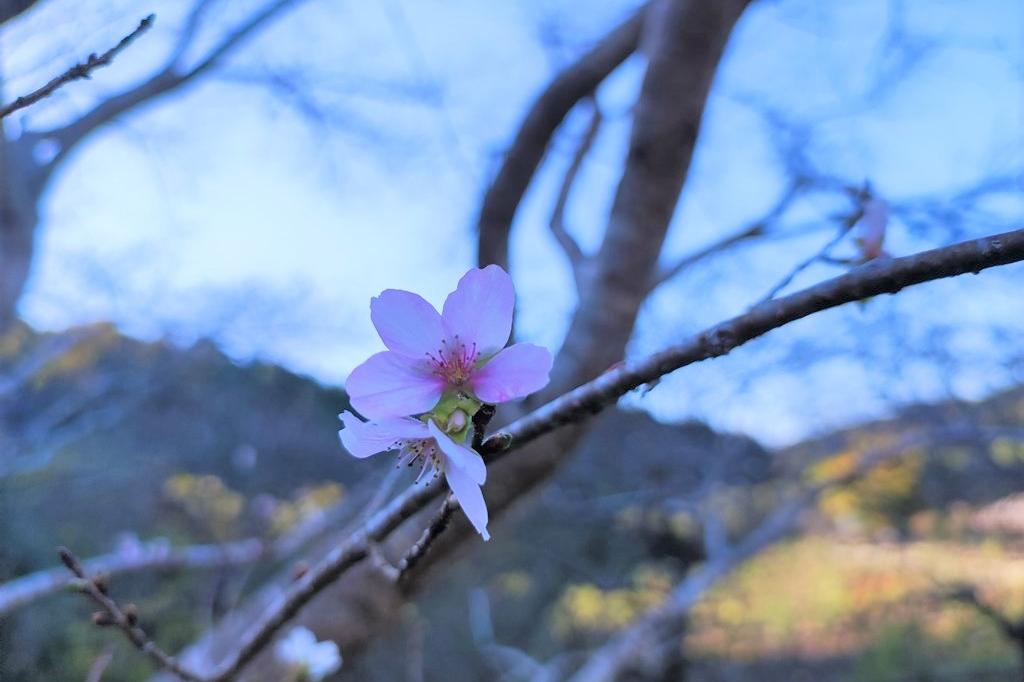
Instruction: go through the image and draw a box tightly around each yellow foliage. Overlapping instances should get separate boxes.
[496,571,532,598]
[32,324,118,387]
[688,536,1024,661]
[549,565,672,639]
[990,438,1024,467]
[0,324,30,358]
[163,474,244,540]
[269,483,345,536]
[816,447,924,529]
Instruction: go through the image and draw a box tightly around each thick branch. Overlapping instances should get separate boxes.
[550,0,751,391]
[476,5,646,270]
[492,228,1024,453]
[0,15,155,119]
[0,0,42,25]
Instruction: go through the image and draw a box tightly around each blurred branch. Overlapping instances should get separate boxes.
[644,179,809,294]
[549,101,601,291]
[0,538,266,616]
[756,183,880,302]
[0,14,155,119]
[58,547,205,682]
[0,483,362,615]
[40,0,307,173]
[0,0,42,25]
[476,4,646,270]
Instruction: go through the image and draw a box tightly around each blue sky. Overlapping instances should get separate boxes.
[3,0,1022,444]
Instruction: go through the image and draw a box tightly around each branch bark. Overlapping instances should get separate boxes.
[475,5,646,271]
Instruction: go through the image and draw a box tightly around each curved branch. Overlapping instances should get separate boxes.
[549,101,601,291]
[475,5,646,270]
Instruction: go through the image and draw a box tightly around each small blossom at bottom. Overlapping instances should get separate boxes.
[338,410,490,540]
[854,197,890,261]
[275,627,342,681]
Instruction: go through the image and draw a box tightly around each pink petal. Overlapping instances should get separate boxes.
[441,265,514,357]
[428,420,486,484]
[338,411,428,458]
[346,351,444,419]
[469,343,553,404]
[856,198,889,258]
[445,464,490,541]
[370,289,447,359]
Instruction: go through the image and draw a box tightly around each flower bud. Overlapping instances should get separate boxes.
[445,409,468,434]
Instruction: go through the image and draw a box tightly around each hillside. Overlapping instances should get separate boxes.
[2,324,1024,681]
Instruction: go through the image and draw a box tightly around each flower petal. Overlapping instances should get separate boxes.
[441,265,514,357]
[445,464,490,541]
[370,289,447,359]
[338,411,428,458]
[346,351,444,419]
[469,343,553,404]
[428,420,486,484]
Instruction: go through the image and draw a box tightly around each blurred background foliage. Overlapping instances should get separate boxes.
[5,323,1024,680]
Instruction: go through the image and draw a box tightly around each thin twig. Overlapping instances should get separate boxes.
[647,179,807,293]
[0,15,155,119]
[757,222,854,303]
[550,101,602,290]
[85,648,115,682]
[58,547,204,682]
[396,496,458,585]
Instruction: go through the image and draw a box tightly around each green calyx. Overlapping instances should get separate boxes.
[425,391,482,443]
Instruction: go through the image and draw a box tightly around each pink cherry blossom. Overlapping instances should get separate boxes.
[346,265,553,419]
[338,411,490,540]
[854,197,890,261]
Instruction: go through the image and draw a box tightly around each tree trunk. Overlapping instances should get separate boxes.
[0,129,41,334]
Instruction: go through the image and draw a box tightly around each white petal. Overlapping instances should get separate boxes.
[445,464,490,541]
[428,420,486,485]
[338,411,428,458]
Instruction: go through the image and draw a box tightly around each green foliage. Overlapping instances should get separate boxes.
[849,618,1016,682]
